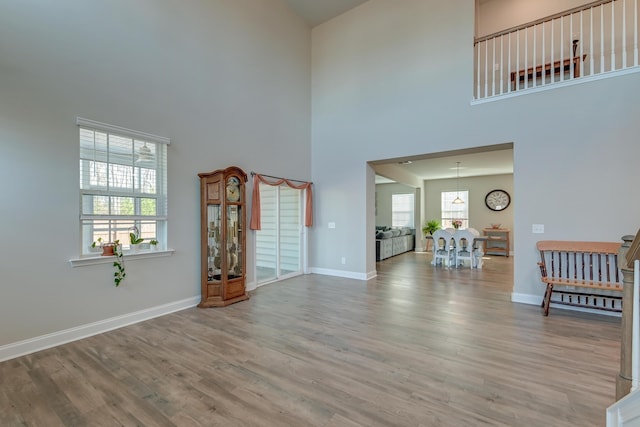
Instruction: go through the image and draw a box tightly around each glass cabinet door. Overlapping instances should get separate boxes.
[207,204,221,282]
[227,205,242,279]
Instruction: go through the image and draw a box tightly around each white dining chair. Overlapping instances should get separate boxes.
[466,228,484,268]
[431,229,455,267]
[453,229,476,268]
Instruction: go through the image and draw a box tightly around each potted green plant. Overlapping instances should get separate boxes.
[101,241,116,256]
[422,219,441,236]
[422,220,441,252]
[149,239,159,251]
[128,226,144,253]
[112,240,126,287]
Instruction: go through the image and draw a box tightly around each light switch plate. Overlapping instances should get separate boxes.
[532,224,544,234]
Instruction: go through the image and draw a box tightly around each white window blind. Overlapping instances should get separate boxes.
[78,117,169,254]
[441,190,468,228]
[255,183,303,284]
[392,193,414,228]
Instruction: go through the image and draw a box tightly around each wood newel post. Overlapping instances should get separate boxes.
[616,234,635,400]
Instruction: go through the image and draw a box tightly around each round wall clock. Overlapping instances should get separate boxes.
[485,189,510,211]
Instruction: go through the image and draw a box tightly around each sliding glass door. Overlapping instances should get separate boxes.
[255,183,304,284]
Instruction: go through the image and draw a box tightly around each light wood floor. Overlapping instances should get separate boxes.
[1,253,621,426]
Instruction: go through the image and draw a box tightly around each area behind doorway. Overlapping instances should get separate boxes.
[371,143,514,268]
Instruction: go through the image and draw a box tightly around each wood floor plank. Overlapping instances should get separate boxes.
[0,254,621,426]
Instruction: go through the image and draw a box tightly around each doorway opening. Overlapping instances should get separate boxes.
[255,182,306,286]
[370,142,514,269]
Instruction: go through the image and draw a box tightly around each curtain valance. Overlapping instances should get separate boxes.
[249,173,313,230]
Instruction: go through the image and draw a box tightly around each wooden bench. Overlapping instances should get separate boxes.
[537,240,623,316]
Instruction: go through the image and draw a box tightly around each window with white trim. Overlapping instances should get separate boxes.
[78,118,169,255]
[441,190,468,228]
[392,193,414,228]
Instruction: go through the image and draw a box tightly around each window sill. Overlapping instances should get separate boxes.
[69,249,175,268]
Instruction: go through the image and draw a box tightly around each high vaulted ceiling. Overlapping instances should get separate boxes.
[284,0,370,27]
[283,1,514,184]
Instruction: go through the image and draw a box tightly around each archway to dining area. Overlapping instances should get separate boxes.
[370,142,514,276]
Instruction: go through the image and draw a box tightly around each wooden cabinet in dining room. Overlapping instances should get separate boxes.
[483,228,510,257]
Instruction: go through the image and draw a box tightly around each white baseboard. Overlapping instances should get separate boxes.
[0,296,200,362]
[309,267,369,281]
[246,279,257,292]
[511,292,540,305]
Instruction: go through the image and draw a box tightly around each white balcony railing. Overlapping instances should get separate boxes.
[474,0,640,100]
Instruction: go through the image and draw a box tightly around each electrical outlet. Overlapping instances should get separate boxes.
[341,257,346,265]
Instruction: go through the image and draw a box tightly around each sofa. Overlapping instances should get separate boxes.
[375,226,415,261]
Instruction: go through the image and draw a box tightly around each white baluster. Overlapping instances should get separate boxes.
[590,6,595,75]
[508,32,512,92]
[516,29,520,90]
[570,13,574,80]
[499,34,504,94]
[533,24,537,87]
[601,4,605,72]
[524,28,528,88]
[623,0,627,67]
[635,0,638,66]
[484,40,488,97]
[476,42,480,98]
[560,16,564,81]
[551,18,555,83]
[611,0,616,70]
[541,21,546,86]
[492,37,496,96]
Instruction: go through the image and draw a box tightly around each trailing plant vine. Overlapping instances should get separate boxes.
[112,240,126,287]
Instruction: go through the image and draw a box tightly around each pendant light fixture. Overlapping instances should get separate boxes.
[452,161,464,205]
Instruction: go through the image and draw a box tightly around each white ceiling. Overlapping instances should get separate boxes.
[373,145,514,183]
[284,0,370,27]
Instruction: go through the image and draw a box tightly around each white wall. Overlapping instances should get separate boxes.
[0,0,311,349]
[478,0,589,37]
[311,0,640,299]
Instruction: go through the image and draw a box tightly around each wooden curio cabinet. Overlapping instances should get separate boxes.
[198,166,249,307]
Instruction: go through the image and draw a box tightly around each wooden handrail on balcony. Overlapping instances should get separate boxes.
[510,54,587,91]
[473,0,639,100]
[474,0,614,44]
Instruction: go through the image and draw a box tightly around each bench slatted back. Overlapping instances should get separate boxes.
[536,240,622,289]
